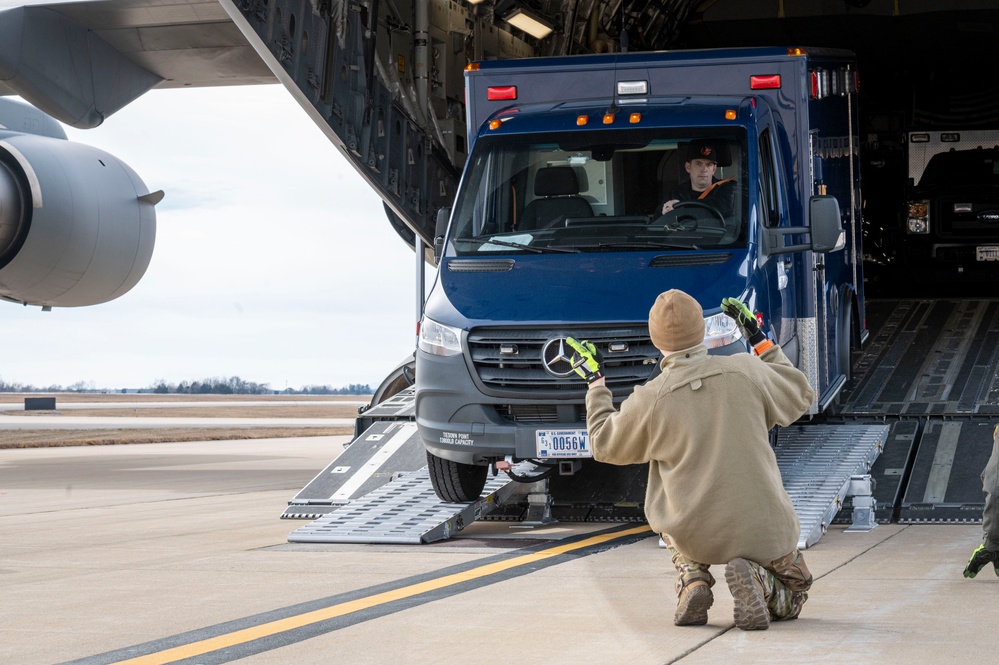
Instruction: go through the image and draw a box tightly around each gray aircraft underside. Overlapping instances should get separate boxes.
[0,0,993,308]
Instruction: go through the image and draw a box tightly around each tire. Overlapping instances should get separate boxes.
[828,296,856,416]
[427,450,488,503]
[837,297,855,384]
[370,356,415,406]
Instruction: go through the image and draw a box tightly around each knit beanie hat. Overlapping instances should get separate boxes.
[648,289,705,352]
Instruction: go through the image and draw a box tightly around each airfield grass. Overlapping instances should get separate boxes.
[8,405,360,418]
[0,393,365,448]
[0,393,368,404]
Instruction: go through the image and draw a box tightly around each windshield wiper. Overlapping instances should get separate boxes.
[459,238,580,254]
[570,241,701,251]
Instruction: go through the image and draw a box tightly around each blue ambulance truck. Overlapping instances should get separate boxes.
[415,47,867,502]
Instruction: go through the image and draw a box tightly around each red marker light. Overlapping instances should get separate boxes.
[487,86,517,101]
[750,75,781,90]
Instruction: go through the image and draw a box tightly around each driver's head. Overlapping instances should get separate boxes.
[684,140,720,192]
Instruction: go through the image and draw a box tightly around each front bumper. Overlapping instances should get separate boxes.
[901,240,999,278]
[415,348,588,465]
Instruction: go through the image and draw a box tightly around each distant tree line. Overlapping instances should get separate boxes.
[148,376,372,395]
[0,378,96,393]
[0,375,372,395]
[296,383,373,395]
[149,376,271,395]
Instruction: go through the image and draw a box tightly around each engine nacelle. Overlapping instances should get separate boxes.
[0,108,158,308]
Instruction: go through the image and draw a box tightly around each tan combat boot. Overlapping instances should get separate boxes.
[725,558,770,630]
[674,579,713,626]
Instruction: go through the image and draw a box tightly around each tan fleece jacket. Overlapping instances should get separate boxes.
[585,343,814,565]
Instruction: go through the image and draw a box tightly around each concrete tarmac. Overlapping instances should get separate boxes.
[2,437,997,665]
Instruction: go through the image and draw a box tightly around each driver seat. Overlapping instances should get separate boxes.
[519,167,593,231]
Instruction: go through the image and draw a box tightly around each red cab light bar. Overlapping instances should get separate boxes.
[487,86,517,101]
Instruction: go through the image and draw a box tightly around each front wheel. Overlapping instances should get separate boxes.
[427,451,488,503]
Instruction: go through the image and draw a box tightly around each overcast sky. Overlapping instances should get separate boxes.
[4,85,430,391]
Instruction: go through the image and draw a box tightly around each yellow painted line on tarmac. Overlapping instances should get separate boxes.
[108,524,653,665]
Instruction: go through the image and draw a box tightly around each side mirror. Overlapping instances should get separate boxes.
[761,195,844,256]
[433,207,450,263]
[809,195,844,253]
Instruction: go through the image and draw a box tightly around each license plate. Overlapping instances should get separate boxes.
[536,429,591,458]
[977,246,999,261]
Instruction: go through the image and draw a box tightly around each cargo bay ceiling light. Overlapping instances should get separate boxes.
[503,6,555,39]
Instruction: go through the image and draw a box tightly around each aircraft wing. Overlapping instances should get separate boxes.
[0,0,273,96]
[0,0,494,247]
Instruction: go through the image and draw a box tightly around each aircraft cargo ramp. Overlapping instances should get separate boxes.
[834,297,999,525]
[284,297,996,545]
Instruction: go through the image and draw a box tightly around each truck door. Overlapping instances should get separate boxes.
[809,100,860,406]
[756,119,797,361]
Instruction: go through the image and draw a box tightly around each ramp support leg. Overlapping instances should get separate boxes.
[844,474,878,533]
[520,478,556,526]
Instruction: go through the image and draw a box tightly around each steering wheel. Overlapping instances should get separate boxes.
[655,201,726,232]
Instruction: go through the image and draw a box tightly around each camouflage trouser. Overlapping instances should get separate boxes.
[663,535,813,621]
[982,426,999,551]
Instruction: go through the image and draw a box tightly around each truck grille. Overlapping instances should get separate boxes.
[936,196,999,236]
[497,405,561,422]
[495,404,591,423]
[467,326,659,392]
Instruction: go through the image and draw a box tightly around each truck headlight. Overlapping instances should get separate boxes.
[907,200,930,234]
[703,312,740,349]
[419,317,463,356]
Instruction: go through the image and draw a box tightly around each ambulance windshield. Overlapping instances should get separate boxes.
[448,127,748,256]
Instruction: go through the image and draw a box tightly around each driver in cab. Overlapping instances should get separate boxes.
[661,140,735,218]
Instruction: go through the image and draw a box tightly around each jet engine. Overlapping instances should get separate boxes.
[0,98,159,308]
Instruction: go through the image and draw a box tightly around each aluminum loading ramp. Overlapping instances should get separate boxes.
[775,424,889,549]
[288,470,522,544]
[282,388,423,519]
[284,421,886,546]
[281,421,427,519]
